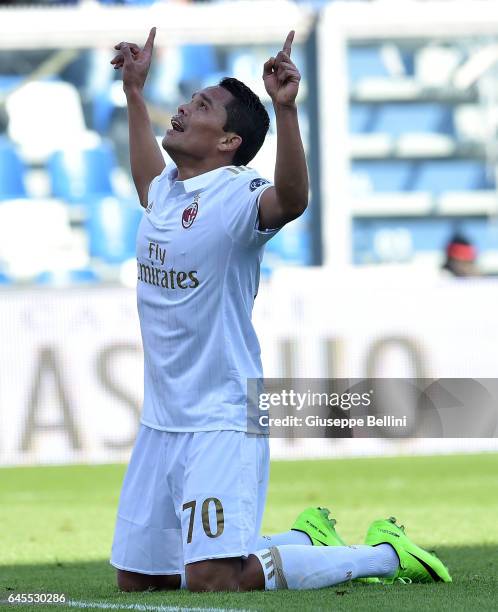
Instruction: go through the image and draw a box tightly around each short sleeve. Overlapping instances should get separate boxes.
[144,163,173,214]
[222,173,281,247]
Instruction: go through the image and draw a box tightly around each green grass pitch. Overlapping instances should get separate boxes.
[1,452,497,611]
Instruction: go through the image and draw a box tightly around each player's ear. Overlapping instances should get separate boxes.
[218,132,242,155]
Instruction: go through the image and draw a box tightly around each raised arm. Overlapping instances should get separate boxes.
[111,27,166,208]
[258,30,309,230]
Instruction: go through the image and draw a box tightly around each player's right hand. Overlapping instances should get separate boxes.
[111,27,156,93]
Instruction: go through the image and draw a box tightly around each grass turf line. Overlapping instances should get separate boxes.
[0,453,497,611]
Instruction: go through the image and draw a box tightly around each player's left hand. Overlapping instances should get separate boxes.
[263,30,301,108]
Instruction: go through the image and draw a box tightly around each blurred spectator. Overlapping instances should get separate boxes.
[441,233,480,277]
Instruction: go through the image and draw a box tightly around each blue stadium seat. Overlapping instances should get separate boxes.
[400,50,416,76]
[353,217,492,264]
[92,89,115,134]
[35,268,100,286]
[348,47,390,83]
[0,137,27,199]
[0,271,13,285]
[265,217,311,266]
[353,160,492,194]
[375,103,454,136]
[0,75,23,94]
[87,197,142,264]
[411,161,492,194]
[352,161,414,192]
[48,142,116,204]
[180,45,219,84]
[262,209,312,275]
[349,104,376,133]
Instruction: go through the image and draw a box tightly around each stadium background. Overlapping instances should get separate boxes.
[1,0,498,465]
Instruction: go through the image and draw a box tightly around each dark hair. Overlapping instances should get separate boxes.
[218,77,270,166]
[446,232,472,248]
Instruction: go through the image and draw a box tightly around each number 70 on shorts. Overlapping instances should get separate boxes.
[182,497,225,543]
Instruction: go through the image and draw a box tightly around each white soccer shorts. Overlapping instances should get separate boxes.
[110,424,269,575]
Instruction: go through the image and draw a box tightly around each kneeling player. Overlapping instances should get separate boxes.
[109,28,451,592]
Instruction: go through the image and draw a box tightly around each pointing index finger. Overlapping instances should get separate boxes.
[144,27,157,54]
[282,30,295,57]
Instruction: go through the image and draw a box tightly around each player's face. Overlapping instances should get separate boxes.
[163,86,236,162]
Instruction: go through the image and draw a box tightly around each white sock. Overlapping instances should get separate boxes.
[253,544,399,590]
[255,530,312,549]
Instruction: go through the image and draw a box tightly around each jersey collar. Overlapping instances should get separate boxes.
[166,163,235,194]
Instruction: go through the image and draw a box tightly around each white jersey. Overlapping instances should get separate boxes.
[136,162,279,431]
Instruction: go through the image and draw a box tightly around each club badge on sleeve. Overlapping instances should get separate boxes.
[249,178,270,192]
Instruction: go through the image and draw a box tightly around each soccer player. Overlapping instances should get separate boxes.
[109,28,451,592]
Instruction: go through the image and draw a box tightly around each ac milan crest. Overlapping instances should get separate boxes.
[182,195,199,228]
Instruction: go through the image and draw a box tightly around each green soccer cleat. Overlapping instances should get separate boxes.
[365,516,452,584]
[292,507,380,584]
[292,507,346,547]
